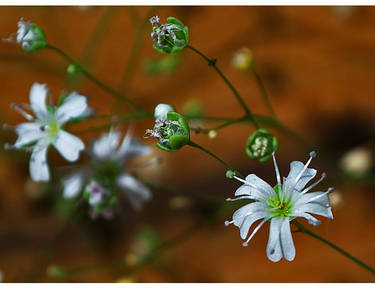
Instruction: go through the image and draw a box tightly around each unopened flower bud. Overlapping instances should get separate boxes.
[232,47,253,71]
[67,63,80,76]
[245,128,279,162]
[149,16,189,54]
[14,18,47,53]
[154,103,175,120]
[145,110,190,152]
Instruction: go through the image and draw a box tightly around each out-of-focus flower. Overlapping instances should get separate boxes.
[245,129,279,162]
[208,130,217,139]
[232,47,253,71]
[62,128,152,218]
[47,265,66,279]
[4,18,47,53]
[169,195,192,210]
[145,106,190,152]
[149,16,189,54]
[225,151,333,262]
[154,103,175,120]
[339,147,373,176]
[5,83,87,182]
[329,190,343,207]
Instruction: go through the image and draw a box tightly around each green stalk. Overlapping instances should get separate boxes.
[294,220,375,275]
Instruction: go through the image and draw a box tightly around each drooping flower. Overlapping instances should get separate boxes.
[6,82,87,182]
[62,128,152,218]
[4,18,47,53]
[149,16,189,54]
[225,151,333,262]
[245,128,279,162]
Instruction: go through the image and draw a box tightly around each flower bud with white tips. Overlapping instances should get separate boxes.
[6,18,47,53]
[245,128,279,162]
[149,16,189,54]
[145,109,190,152]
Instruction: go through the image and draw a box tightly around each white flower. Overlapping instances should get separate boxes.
[225,151,333,262]
[340,147,372,175]
[7,82,87,182]
[62,128,152,212]
[154,103,175,120]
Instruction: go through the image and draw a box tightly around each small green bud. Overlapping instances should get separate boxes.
[47,265,66,279]
[149,16,189,54]
[226,170,235,179]
[67,63,80,76]
[245,129,279,162]
[145,109,190,152]
[16,19,46,53]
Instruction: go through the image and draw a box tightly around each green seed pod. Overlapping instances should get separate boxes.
[245,128,279,162]
[67,63,80,76]
[150,16,189,54]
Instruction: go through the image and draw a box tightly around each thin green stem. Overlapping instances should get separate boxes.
[186,45,259,129]
[250,65,276,117]
[118,6,158,93]
[293,220,375,276]
[45,44,142,112]
[188,140,242,177]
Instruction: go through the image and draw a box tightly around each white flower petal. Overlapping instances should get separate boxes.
[232,202,265,227]
[239,211,268,239]
[118,138,151,160]
[235,184,272,201]
[117,173,151,209]
[297,203,333,219]
[280,219,295,261]
[292,212,321,226]
[295,191,330,208]
[14,122,44,148]
[266,218,283,262]
[62,172,84,198]
[284,161,317,193]
[53,130,84,162]
[29,83,49,119]
[56,92,88,125]
[154,103,175,120]
[29,141,49,182]
[244,174,275,198]
[92,131,120,159]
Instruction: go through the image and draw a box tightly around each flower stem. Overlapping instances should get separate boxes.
[250,65,276,117]
[186,44,259,129]
[45,44,142,112]
[188,140,243,177]
[293,220,375,276]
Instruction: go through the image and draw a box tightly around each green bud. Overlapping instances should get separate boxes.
[67,63,80,76]
[145,110,190,152]
[17,19,46,53]
[226,170,235,179]
[150,16,189,54]
[47,265,66,279]
[245,129,279,162]
[232,47,253,71]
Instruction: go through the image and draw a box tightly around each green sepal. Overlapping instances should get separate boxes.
[156,142,177,152]
[167,17,184,27]
[22,23,47,53]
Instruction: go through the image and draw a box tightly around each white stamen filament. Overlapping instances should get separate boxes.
[272,152,282,195]
[300,172,327,195]
[294,151,316,184]
[309,187,334,202]
[10,103,34,121]
[242,218,267,246]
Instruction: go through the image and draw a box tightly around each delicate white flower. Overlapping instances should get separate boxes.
[62,128,152,213]
[225,151,333,262]
[7,82,87,182]
[154,103,175,120]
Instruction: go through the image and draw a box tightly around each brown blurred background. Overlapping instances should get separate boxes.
[0,6,375,283]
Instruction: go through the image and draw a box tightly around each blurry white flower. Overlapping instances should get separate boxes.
[6,82,87,182]
[232,47,253,71]
[62,128,152,215]
[154,103,175,120]
[329,190,343,207]
[225,151,333,262]
[340,147,373,175]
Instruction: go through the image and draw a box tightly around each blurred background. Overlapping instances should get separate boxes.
[0,6,375,283]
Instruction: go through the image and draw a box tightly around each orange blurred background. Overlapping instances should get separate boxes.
[0,6,374,282]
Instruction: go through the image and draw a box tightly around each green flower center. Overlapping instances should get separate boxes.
[267,185,294,218]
